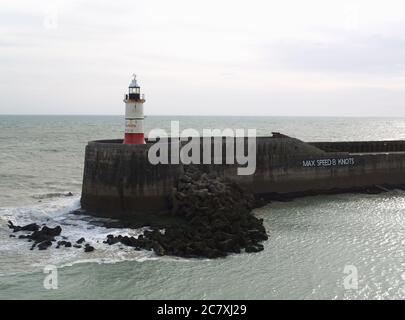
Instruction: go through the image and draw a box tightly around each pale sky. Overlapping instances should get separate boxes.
[1,0,405,116]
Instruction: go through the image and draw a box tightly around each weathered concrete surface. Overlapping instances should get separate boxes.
[81,139,183,218]
[310,140,405,153]
[81,135,405,218]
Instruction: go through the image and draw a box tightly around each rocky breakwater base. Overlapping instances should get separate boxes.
[7,167,268,258]
[105,166,268,258]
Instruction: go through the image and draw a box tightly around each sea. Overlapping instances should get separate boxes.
[1,115,405,299]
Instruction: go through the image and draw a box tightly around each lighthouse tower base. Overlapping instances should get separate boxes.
[124,133,145,144]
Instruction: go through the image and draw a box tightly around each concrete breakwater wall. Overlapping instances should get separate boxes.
[310,140,405,153]
[81,135,405,218]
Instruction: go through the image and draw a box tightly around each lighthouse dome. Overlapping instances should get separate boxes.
[129,74,139,88]
[125,74,144,101]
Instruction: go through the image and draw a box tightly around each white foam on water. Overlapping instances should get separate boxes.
[0,196,163,275]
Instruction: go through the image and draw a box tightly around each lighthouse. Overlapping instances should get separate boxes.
[123,74,146,144]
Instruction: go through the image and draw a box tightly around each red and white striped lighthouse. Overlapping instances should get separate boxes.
[123,74,146,144]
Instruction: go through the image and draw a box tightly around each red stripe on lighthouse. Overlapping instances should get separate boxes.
[124,133,145,144]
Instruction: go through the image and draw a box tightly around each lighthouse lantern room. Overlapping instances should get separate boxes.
[123,74,146,144]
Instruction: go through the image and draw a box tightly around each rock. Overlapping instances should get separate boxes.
[8,221,40,233]
[217,239,237,252]
[105,165,268,259]
[84,244,95,252]
[37,240,52,250]
[245,244,264,253]
[57,240,72,248]
[247,229,268,241]
[76,237,85,244]
[8,224,63,250]
[43,226,62,236]
[152,242,166,256]
[30,226,62,243]
[65,192,74,197]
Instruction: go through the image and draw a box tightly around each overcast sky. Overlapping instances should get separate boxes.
[1,0,405,116]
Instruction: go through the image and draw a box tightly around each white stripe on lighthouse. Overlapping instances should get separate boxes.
[125,119,144,134]
[125,101,144,134]
[125,103,144,118]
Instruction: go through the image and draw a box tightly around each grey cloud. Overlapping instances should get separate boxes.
[267,32,405,75]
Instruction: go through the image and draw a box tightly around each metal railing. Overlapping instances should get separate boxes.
[125,93,145,101]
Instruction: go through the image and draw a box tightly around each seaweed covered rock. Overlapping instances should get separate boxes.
[8,223,63,250]
[8,221,40,233]
[106,166,268,258]
[8,222,94,252]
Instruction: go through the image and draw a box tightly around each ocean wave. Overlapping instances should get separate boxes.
[0,197,161,275]
[38,149,62,153]
[31,192,74,200]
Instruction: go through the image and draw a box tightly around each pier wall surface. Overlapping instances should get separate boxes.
[81,135,405,218]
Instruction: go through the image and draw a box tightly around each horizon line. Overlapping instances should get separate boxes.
[0,114,404,118]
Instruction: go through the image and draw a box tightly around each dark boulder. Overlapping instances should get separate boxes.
[57,240,72,248]
[245,243,264,253]
[30,226,62,243]
[152,242,166,256]
[37,240,52,250]
[84,244,95,252]
[8,221,40,233]
[104,234,120,245]
[105,165,268,259]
